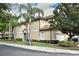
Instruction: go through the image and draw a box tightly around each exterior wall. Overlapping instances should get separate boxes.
[40,20,50,28]
[30,20,51,40]
[52,31,69,41]
[30,21,40,40]
[40,31,50,40]
[52,31,56,40]
[13,19,69,41]
[39,30,69,41]
[39,31,57,40]
[13,25,26,39]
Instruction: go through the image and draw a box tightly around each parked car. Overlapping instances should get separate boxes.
[72,36,79,42]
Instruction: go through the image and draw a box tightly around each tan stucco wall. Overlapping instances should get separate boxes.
[14,25,26,38]
[40,20,50,28]
[13,20,63,40]
[30,20,51,40]
[40,31,50,40]
[13,19,69,41]
[30,32,39,40]
[53,31,69,40]
[30,21,40,40]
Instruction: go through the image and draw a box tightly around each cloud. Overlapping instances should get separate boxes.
[33,3,55,10]
[11,3,58,16]
[33,3,56,17]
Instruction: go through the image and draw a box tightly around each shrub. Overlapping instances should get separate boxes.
[32,40,38,42]
[3,37,9,39]
[32,40,59,44]
[32,40,48,43]
[49,40,59,44]
[16,38,22,41]
[59,41,78,47]
[0,37,9,40]
[39,40,48,43]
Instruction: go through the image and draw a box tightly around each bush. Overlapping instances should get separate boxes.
[32,40,48,43]
[16,38,22,41]
[2,37,9,39]
[32,40,38,42]
[32,40,59,44]
[49,40,59,44]
[59,41,78,47]
[39,40,49,43]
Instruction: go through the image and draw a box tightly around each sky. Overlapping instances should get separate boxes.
[10,3,58,16]
[32,3,58,17]
[10,3,58,23]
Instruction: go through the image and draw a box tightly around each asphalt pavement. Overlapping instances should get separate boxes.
[0,44,79,56]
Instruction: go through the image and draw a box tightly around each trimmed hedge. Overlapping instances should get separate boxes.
[49,40,59,44]
[32,40,59,44]
[32,40,48,43]
[59,41,78,47]
[0,37,9,39]
[16,38,22,41]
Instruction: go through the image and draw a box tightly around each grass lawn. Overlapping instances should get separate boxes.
[0,39,79,51]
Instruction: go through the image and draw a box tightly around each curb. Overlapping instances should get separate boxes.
[0,42,79,54]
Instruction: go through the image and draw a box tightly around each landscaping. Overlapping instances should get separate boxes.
[0,39,79,51]
[59,41,78,47]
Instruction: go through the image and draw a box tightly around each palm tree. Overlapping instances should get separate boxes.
[9,16,18,41]
[3,13,18,40]
[18,3,44,45]
[26,3,44,45]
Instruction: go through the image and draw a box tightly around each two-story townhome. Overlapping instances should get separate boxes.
[13,15,69,42]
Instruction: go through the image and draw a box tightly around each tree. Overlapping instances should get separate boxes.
[25,3,44,45]
[0,3,10,38]
[18,3,44,45]
[0,22,7,38]
[2,4,19,40]
[8,15,18,41]
[50,3,79,40]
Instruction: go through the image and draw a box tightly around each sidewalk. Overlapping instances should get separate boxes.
[0,42,79,54]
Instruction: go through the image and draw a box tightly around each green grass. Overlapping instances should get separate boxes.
[0,39,26,45]
[0,39,79,51]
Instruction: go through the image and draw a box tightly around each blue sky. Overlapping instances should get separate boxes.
[32,3,59,17]
[31,3,59,12]
[10,3,58,16]
[32,3,58,9]
[11,3,58,23]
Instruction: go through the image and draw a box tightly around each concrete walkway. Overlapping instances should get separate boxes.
[0,42,79,54]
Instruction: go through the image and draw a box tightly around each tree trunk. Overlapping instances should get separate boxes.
[12,27,16,42]
[27,23,32,45]
[24,23,28,42]
[9,21,12,40]
[1,31,5,40]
